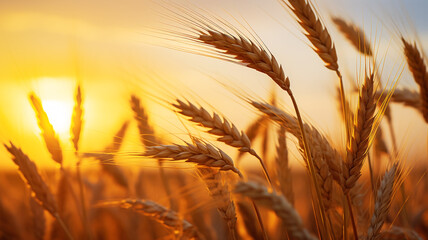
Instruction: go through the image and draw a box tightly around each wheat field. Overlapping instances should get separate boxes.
[0,0,428,239]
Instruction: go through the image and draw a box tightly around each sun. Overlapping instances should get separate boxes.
[41,99,73,135]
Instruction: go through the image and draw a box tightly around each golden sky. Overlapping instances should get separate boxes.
[1,0,427,169]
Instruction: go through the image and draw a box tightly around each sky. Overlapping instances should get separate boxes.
[0,0,427,169]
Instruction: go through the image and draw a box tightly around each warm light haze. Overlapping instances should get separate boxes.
[0,0,427,239]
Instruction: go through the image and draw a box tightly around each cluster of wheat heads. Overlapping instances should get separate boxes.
[1,0,428,240]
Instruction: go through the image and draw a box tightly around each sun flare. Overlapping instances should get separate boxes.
[41,99,73,135]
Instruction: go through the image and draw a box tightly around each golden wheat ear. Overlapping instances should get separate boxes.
[70,85,83,152]
[281,0,339,72]
[4,142,73,240]
[331,16,372,56]
[198,168,237,240]
[401,37,428,123]
[143,138,242,177]
[250,100,338,210]
[234,181,315,240]
[29,93,63,166]
[366,163,402,240]
[98,199,203,239]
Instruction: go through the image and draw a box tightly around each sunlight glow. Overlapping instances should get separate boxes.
[41,99,73,135]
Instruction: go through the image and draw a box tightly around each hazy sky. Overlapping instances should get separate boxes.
[0,0,427,169]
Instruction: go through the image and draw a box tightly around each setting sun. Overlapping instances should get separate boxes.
[41,99,73,135]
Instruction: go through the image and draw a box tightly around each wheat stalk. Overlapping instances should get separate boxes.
[71,85,83,152]
[29,196,46,240]
[173,99,269,182]
[380,88,420,110]
[237,116,267,161]
[377,226,423,240]
[198,168,237,240]
[275,125,294,205]
[234,181,316,240]
[29,93,63,166]
[197,31,290,91]
[281,0,338,72]
[4,142,73,240]
[143,138,242,176]
[331,16,372,55]
[344,73,376,193]
[366,163,400,240]
[84,122,129,188]
[131,95,176,210]
[250,101,338,210]
[401,37,428,123]
[99,199,202,240]
[130,95,158,147]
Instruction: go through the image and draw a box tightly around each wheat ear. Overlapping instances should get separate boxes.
[344,73,376,193]
[250,101,337,210]
[71,85,83,152]
[84,122,129,188]
[4,142,73,240]
[401,37,428,123]
[99,199,202,240]
[29,196,46,240]
[377,226,423,240]
[197,31,290,91]
[198,168,237,240]
[143,138,242,176]
[366,163,400,240]
[69,84,91,240]
[29,93,63,166]
[234,181,315,240]
[331,16,372,55]
[131,95,176,210]
[281,0,338,71]
[380,88,420,110]
[275,125,294,205]
[173,100,270,183]
[237,116,267,161]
